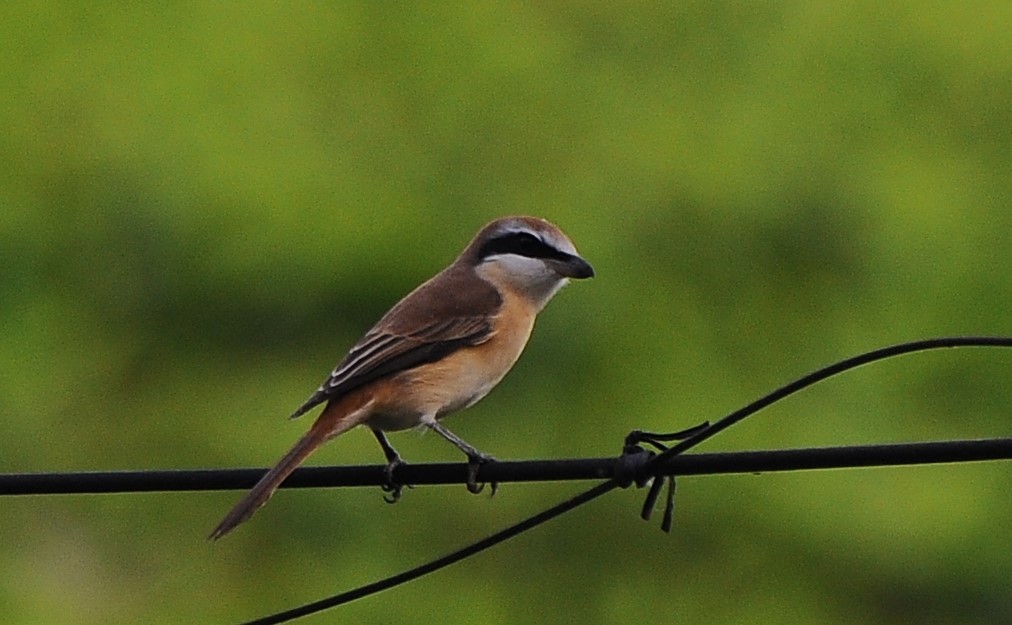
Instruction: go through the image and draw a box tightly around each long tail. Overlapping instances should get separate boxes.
[208,428,328,541]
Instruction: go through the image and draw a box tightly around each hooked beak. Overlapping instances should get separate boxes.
[551,254,595,280]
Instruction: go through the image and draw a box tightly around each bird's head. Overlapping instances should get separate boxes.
[465,216,594,310]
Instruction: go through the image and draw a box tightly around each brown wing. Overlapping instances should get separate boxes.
[289,264,501,419]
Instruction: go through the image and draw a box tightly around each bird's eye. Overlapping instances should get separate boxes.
[512,233,541,253]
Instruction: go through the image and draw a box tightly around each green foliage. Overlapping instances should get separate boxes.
[2,2,1010,624]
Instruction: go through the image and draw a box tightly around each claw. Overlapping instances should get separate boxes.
[465,453,497,496]
[381,481,403,504]
[381,456,406,504]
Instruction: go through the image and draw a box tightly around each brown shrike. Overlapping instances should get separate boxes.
[209,216,593,539]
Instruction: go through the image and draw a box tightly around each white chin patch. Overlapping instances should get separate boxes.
[478,254,567,308]
[494,254,555,281]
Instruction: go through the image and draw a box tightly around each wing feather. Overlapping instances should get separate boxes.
[289,265,501,419]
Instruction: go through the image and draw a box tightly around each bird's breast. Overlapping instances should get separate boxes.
[368,292,538,429]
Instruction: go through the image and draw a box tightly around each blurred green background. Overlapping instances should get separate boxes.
[3,2,1011,624]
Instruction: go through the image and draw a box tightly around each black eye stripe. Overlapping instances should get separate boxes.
[479,231,571,262]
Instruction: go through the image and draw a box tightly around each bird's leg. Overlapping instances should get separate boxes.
[372,429,406,503]
[425,421,497,495]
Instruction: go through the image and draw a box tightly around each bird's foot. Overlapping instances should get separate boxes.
[465,452,498,496]
[381,456,408,504]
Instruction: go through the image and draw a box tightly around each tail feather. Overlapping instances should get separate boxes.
[208,429,326,541]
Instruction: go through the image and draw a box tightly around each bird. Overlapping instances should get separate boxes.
[209,216,594,540]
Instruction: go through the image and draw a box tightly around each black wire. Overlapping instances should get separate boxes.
[660,438,1012,473]
[236,336,1012,624]
[3,438,1011,496]
[645,336,1012,468]
[238,481,618,625]
[0,459,620,496]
